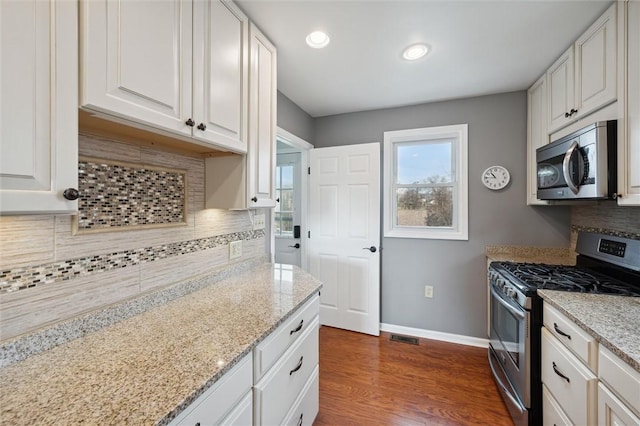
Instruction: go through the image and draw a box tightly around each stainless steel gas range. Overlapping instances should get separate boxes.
[487,231,640,426]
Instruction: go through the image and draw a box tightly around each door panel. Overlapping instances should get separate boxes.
[81,0,192,135]
[309,143,380,336]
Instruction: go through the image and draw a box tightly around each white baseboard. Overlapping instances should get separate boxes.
[380,323,489,348]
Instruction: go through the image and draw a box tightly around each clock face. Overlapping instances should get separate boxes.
[482,166,510,190]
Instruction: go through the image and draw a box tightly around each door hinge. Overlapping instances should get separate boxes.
[308,230,311,238]
[308,166,311,175]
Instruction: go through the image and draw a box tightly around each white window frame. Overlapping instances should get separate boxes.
[383,124,468,240]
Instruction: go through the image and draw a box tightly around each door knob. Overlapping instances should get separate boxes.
[363,246,377,253]
[288,243,301,249]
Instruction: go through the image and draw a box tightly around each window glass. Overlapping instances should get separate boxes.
[383,124,468,240]
[396,141,453,184]
[275,164,294,237]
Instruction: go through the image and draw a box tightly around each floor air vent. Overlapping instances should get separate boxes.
[390,334,419,345]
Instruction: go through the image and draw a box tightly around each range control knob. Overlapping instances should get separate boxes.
[507,288,518,300]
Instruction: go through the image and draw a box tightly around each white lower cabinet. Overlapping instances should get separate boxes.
[169,294,320,426]
[543,384,573,426]
[253,316,320,425]
[598,383,640,426]
[170,353,253,425]
[541,327,598,425]
[281,365,319,426]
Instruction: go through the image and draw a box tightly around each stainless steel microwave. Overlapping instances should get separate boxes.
[536,121,617,200]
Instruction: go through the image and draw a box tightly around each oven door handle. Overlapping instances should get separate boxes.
[562,140,581,195]
[490,286,526,321]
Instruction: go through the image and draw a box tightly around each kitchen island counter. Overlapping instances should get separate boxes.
[538,289,640,374]
[0,263,322,425]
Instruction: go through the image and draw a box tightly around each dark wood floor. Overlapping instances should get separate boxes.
[314,326,514,426]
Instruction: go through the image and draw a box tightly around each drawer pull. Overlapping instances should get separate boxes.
[289,356,304,375]
[553,323,571,340]
[290,319,304,335]
[552,361,570,383]
[297,413,303,426]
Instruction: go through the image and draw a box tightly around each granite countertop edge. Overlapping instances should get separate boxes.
[538,290,640,373]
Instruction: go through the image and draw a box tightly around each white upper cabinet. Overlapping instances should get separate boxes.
[527,75,549,205]
[618,0,640,206]
[192,0,248,152]
[204,23,277,209]
[547,3,617,133]
[80,0,248,154]
[0,0,78,214]
[247,23,277,208]
[547,47,576,133]
[80,0,193,137]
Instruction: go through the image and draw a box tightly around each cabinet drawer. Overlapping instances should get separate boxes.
[171,353,252,425]
[220,391,252,426]
[281,364,319,426]
[544,303,598,371]
[599,382,640,426]
[254,316,319,426]
[543,384,573,426]
[599,345,640,415]
[541,328,597,426]
[254,295,319,381]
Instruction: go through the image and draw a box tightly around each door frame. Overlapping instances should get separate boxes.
[273,127,313,271]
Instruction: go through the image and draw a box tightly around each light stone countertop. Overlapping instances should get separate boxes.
[0,263,322,425]
[485,245,576,265]
[538,290,640,373]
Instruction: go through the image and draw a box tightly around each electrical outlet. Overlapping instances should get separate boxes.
[424,285,434,298]
[253,214,266,230]
[229,240,242,259]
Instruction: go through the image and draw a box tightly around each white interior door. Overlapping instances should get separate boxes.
[274,152,302,266]
[309,143,380,336]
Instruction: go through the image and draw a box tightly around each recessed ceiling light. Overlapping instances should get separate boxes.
[403,43,429,61]
[306,31,330,49]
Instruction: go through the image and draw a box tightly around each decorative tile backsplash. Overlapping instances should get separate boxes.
[0,230,264,294]
[76,157,187,232]
[572,203,640,240]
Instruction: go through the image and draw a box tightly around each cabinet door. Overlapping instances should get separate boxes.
[618,0,640,206]
[575,3,617,119]
[0,0,78,214]
[527,75,549,205]
[547,47,575,133]
[247,23,277,208]
[599,383,640,426]
[80,0,192,136]
[193,0,248,154]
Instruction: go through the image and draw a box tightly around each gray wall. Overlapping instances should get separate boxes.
[314,91,572,338]
[277,91,315,144]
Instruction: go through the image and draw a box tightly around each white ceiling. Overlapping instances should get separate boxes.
[236,0,612,118]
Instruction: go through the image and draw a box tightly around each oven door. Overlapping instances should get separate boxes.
[489,282,530,408]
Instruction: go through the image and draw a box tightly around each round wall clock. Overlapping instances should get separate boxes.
[482,166,510,190]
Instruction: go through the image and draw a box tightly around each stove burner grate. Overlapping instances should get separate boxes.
[495,262,640,296]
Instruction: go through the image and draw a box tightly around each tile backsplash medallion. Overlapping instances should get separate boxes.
[0,133,266,342]
[571,202,640,248]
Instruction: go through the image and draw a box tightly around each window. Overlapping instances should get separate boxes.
[275,163,294,236]
[383,124,468,240]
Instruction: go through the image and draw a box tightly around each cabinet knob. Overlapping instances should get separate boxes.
[197,123,206,131]
[185,118,195,127]
[63,188,80,200]
[570,108,578,116]
[564,112,571,118]
[251,196,258,203]
[276,198,280,203]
